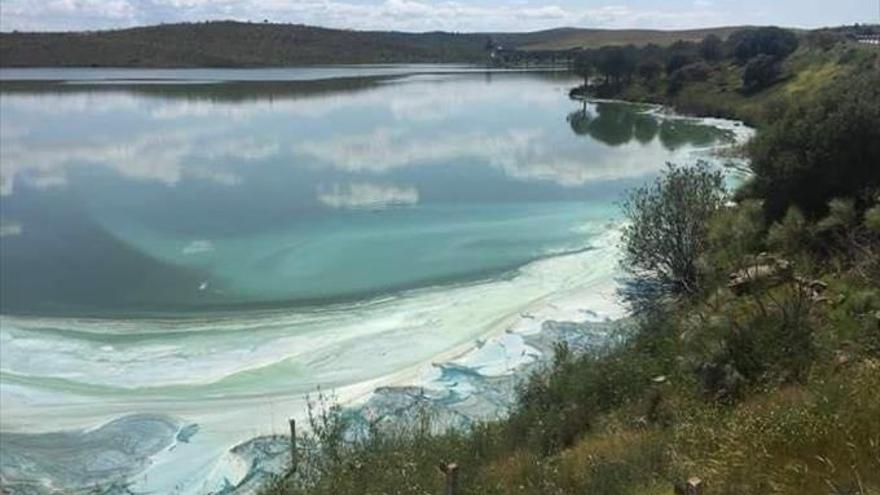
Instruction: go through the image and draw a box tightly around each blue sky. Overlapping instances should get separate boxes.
[0,0,877,32]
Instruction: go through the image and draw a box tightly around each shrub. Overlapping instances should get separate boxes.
[766,206,810,255]
[728,27,799,63]
[747,70,880,220]
[742,54,781,93]
[863,205,880,233]
[668,61,712,94]
[699,34,724,61]
[620,162,727,310]
[703,200,766,279]
[637,59,663,85]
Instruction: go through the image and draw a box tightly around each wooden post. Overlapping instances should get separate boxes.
[685,477,704,495]
[289,418,297,473]
[438,463,459,495]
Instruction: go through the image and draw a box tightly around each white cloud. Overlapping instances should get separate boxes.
[0,128,276,195]
[0,220,24,237]
[297,127,667,187]
[0,0,737,32]
[316,182,419,209]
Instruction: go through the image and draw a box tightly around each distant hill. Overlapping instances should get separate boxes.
[0,21,748,68]
[496,26,749,51]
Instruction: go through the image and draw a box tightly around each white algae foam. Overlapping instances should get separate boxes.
[0,227,626,494]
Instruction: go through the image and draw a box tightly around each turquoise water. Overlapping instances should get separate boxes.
[0,67,743,494]
[0,69,733,315]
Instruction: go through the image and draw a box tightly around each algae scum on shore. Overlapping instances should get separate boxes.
[0,66,749,494]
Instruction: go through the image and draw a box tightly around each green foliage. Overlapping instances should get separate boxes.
[815,197,858,233]
[747,69,880,220]
[865,205,880,233]
[637,59,664,86]
[728,26,800,63]
[507,325,672,456]
[595,45,639,84]
[742,54,781,93]
[699,34,725,61]
[766,206,810,255]
[804,30,845,51]
[620,162,727,308]
[704,199,766,276]
[668,61,712,94]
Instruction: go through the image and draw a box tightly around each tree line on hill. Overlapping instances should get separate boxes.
[571,26,801,96]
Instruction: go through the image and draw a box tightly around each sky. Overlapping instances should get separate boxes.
[0,0,877,33]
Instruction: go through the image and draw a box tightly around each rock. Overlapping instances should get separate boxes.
[795,277,829,300]
[728,256,792,295]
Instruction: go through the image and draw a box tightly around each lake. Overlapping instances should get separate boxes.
[0,66,748,494]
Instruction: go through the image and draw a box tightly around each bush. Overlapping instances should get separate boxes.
[863,205,880,234]
[728,27,799,63]
[704,200,766,279]
[668,61,712,94]
[766,206,810,255]
[747,70,880,220]
[620,162,727,310]
[699,34,724,61]
[742,54,781,93]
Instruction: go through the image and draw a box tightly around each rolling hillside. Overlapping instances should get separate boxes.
[0,21,746,67]
[501,25,749,50]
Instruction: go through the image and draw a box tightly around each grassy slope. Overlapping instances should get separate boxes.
[0,22,746,67]
[512,26,748,51]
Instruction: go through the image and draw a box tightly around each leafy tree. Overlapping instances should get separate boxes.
[665,40,698,73]
[573,51,595,85]
[637,59,663,85]
[665,53,694,75]
[668,61,712,94]
[742,54,781,92]
[596,45,638,84]
[620,162,727,309]
[746,70,880,220]
[728,27,799,63]
[699,34,724,61]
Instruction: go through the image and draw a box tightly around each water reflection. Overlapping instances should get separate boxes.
[0,71,737,314]
[567,102,732,150]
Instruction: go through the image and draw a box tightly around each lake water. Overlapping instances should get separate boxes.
[0,66,747,493]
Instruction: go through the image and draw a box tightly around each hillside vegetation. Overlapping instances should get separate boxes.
[0,21,742,67]
[505,26,748,51]
[569,25,880,125]
[261,27,880,495]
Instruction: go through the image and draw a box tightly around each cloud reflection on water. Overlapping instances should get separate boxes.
[0,72,732,200]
